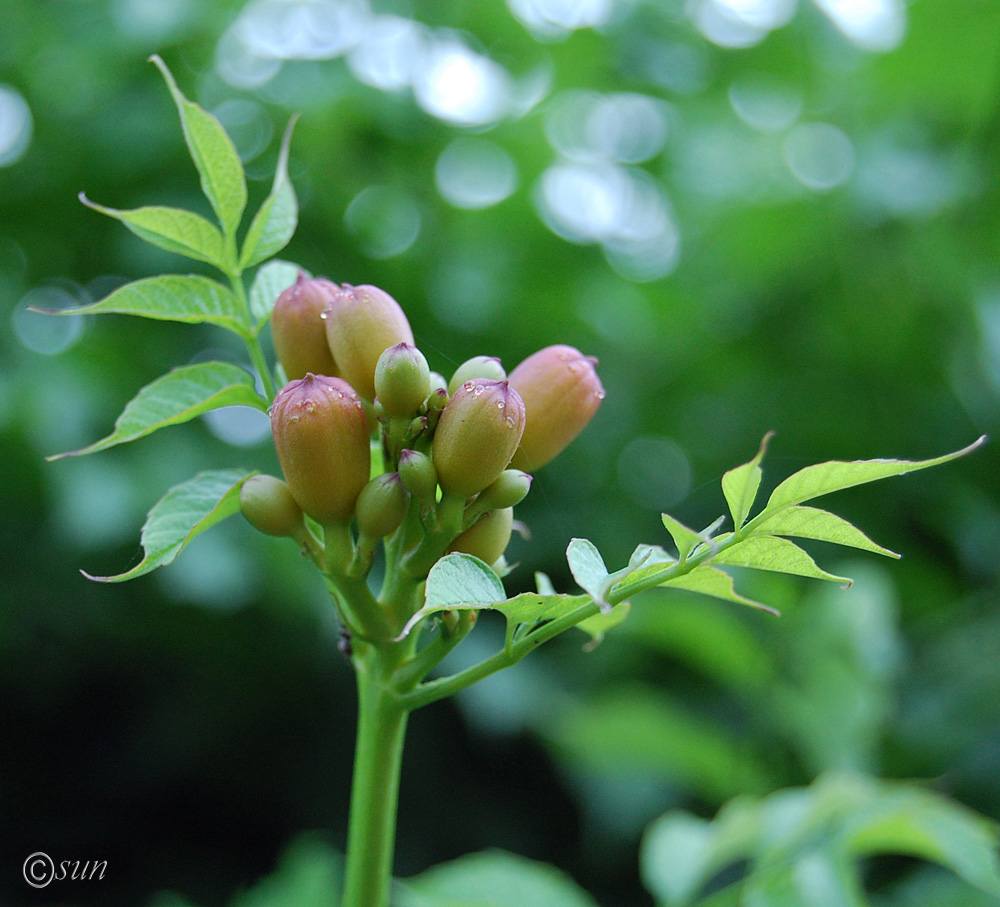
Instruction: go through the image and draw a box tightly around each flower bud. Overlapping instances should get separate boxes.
[449,508,514,566]
[374,342,430,417]
[399,449,437,504]
[239,475,304,537]
[271,273,340,380]
[448,356,505,395]
[432,380,526,497]
[508,345,605,470]
[429,371,449,398]
[324,283,414,400]
[270,374,371,524]
[355,472,410,540]
[472,469,532,514]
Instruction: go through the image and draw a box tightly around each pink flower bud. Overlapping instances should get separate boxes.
[508,345,604,470]
[323,283,414,401]
[271,273,340,380]
[270,374,371,525]
[432,380,525,497]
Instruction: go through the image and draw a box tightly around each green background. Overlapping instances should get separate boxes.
[1,0,998,904]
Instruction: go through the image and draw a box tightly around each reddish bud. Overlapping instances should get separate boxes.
[271,273,340,380]
[323,283,414,400]
[270,374,371,524]
[448,355,505,395]
[508,345,605,470]
[374,342,430,417]
[432,380,526,497]
[239,475,304,537]
[449,507,514,566]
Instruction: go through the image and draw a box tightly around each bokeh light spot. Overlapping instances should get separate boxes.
[13,286,86,355]
[435,138,518,209]
[784,122,854,190]
[617,436,693,510]
[344,185,421,259]
[0,85,33,167]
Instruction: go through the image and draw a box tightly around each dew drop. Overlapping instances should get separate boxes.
[320,310,329,320]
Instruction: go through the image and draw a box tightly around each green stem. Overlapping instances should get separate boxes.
[341,643,409,907]
[229,273,278,401]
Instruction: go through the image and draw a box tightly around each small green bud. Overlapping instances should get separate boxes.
[324,283,414,400]
[239,475,304,537]
[429,371,449,397]
[270,374,371,525]
[398,449,437,504]
[447,356,505,395]
[508,345,605,470]
[355,472,410,540]
[375,342,430,417]
[432,380,526,498]
[449,507,514,566]
[471,469,532,515]
[271,273,340,380]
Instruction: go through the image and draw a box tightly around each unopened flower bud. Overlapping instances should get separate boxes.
[433,380,526,497]
[508,345,605,470]
[375,342,430,417]
[270,374,371,525]
[324,283,414,400]
[239,475,304,537]
[355,473,410,540]
[448,356,505,395]
[449,508,514,566]
[472,469,532,515]
[398,449,437,504]
[271,273,340,380]
[429,371,449,397]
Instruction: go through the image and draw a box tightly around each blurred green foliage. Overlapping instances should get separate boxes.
[2,0,998,904]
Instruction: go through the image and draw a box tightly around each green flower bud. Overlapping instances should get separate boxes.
[355,472,410,540]
[271,273,340,380]
[323,283,414,400]
[429,371,449,398]
[239,475,304,537]
[447,355,505,395]
[472,469,532,514]
[270,374,371,525]
[508,345,605,470]
[374,342,430,417]
[433,380,526,497]
[398,449,437,504]
[449,507,514,566]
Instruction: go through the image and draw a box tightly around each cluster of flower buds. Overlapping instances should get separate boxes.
[241,275,605,594]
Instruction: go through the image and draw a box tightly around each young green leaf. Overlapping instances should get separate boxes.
[721,431,773,529]
[764,436,987,513]
[239,116,299,270]
[712,535,853,585]
[82,469,255,583]
[150,55,247,241]
[753,505,900,558]
[78,194,226,268]
[34,274,251,337]
[575,602,631,649]
[660,513,709,562]
[48,362,267,459]
[662,565,778,615]
[566,537,649,612]
[249,260,307,328]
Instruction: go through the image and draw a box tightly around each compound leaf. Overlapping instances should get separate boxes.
[711,536,852,585]
[754,505,900,558]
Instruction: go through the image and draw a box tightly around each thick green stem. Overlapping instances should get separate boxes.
[341,644,409,907]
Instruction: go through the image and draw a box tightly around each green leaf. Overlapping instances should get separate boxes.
[663,565,779,616]
[398,850,599,907]
[424,552,507,610]
[712,535,853,585]
[48,362,266,459]
[83,469,255,583]
[566,537,647,612]
[754,505,900,558]
[150,54,247,240]
[721,431,773,529]
[660,513,706,562]
[239,116,299,270]
[79,194,226,268]
[575,602,631,649]
[764,436,987,512]
[249,260,306,328]
[35,274,251,337]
